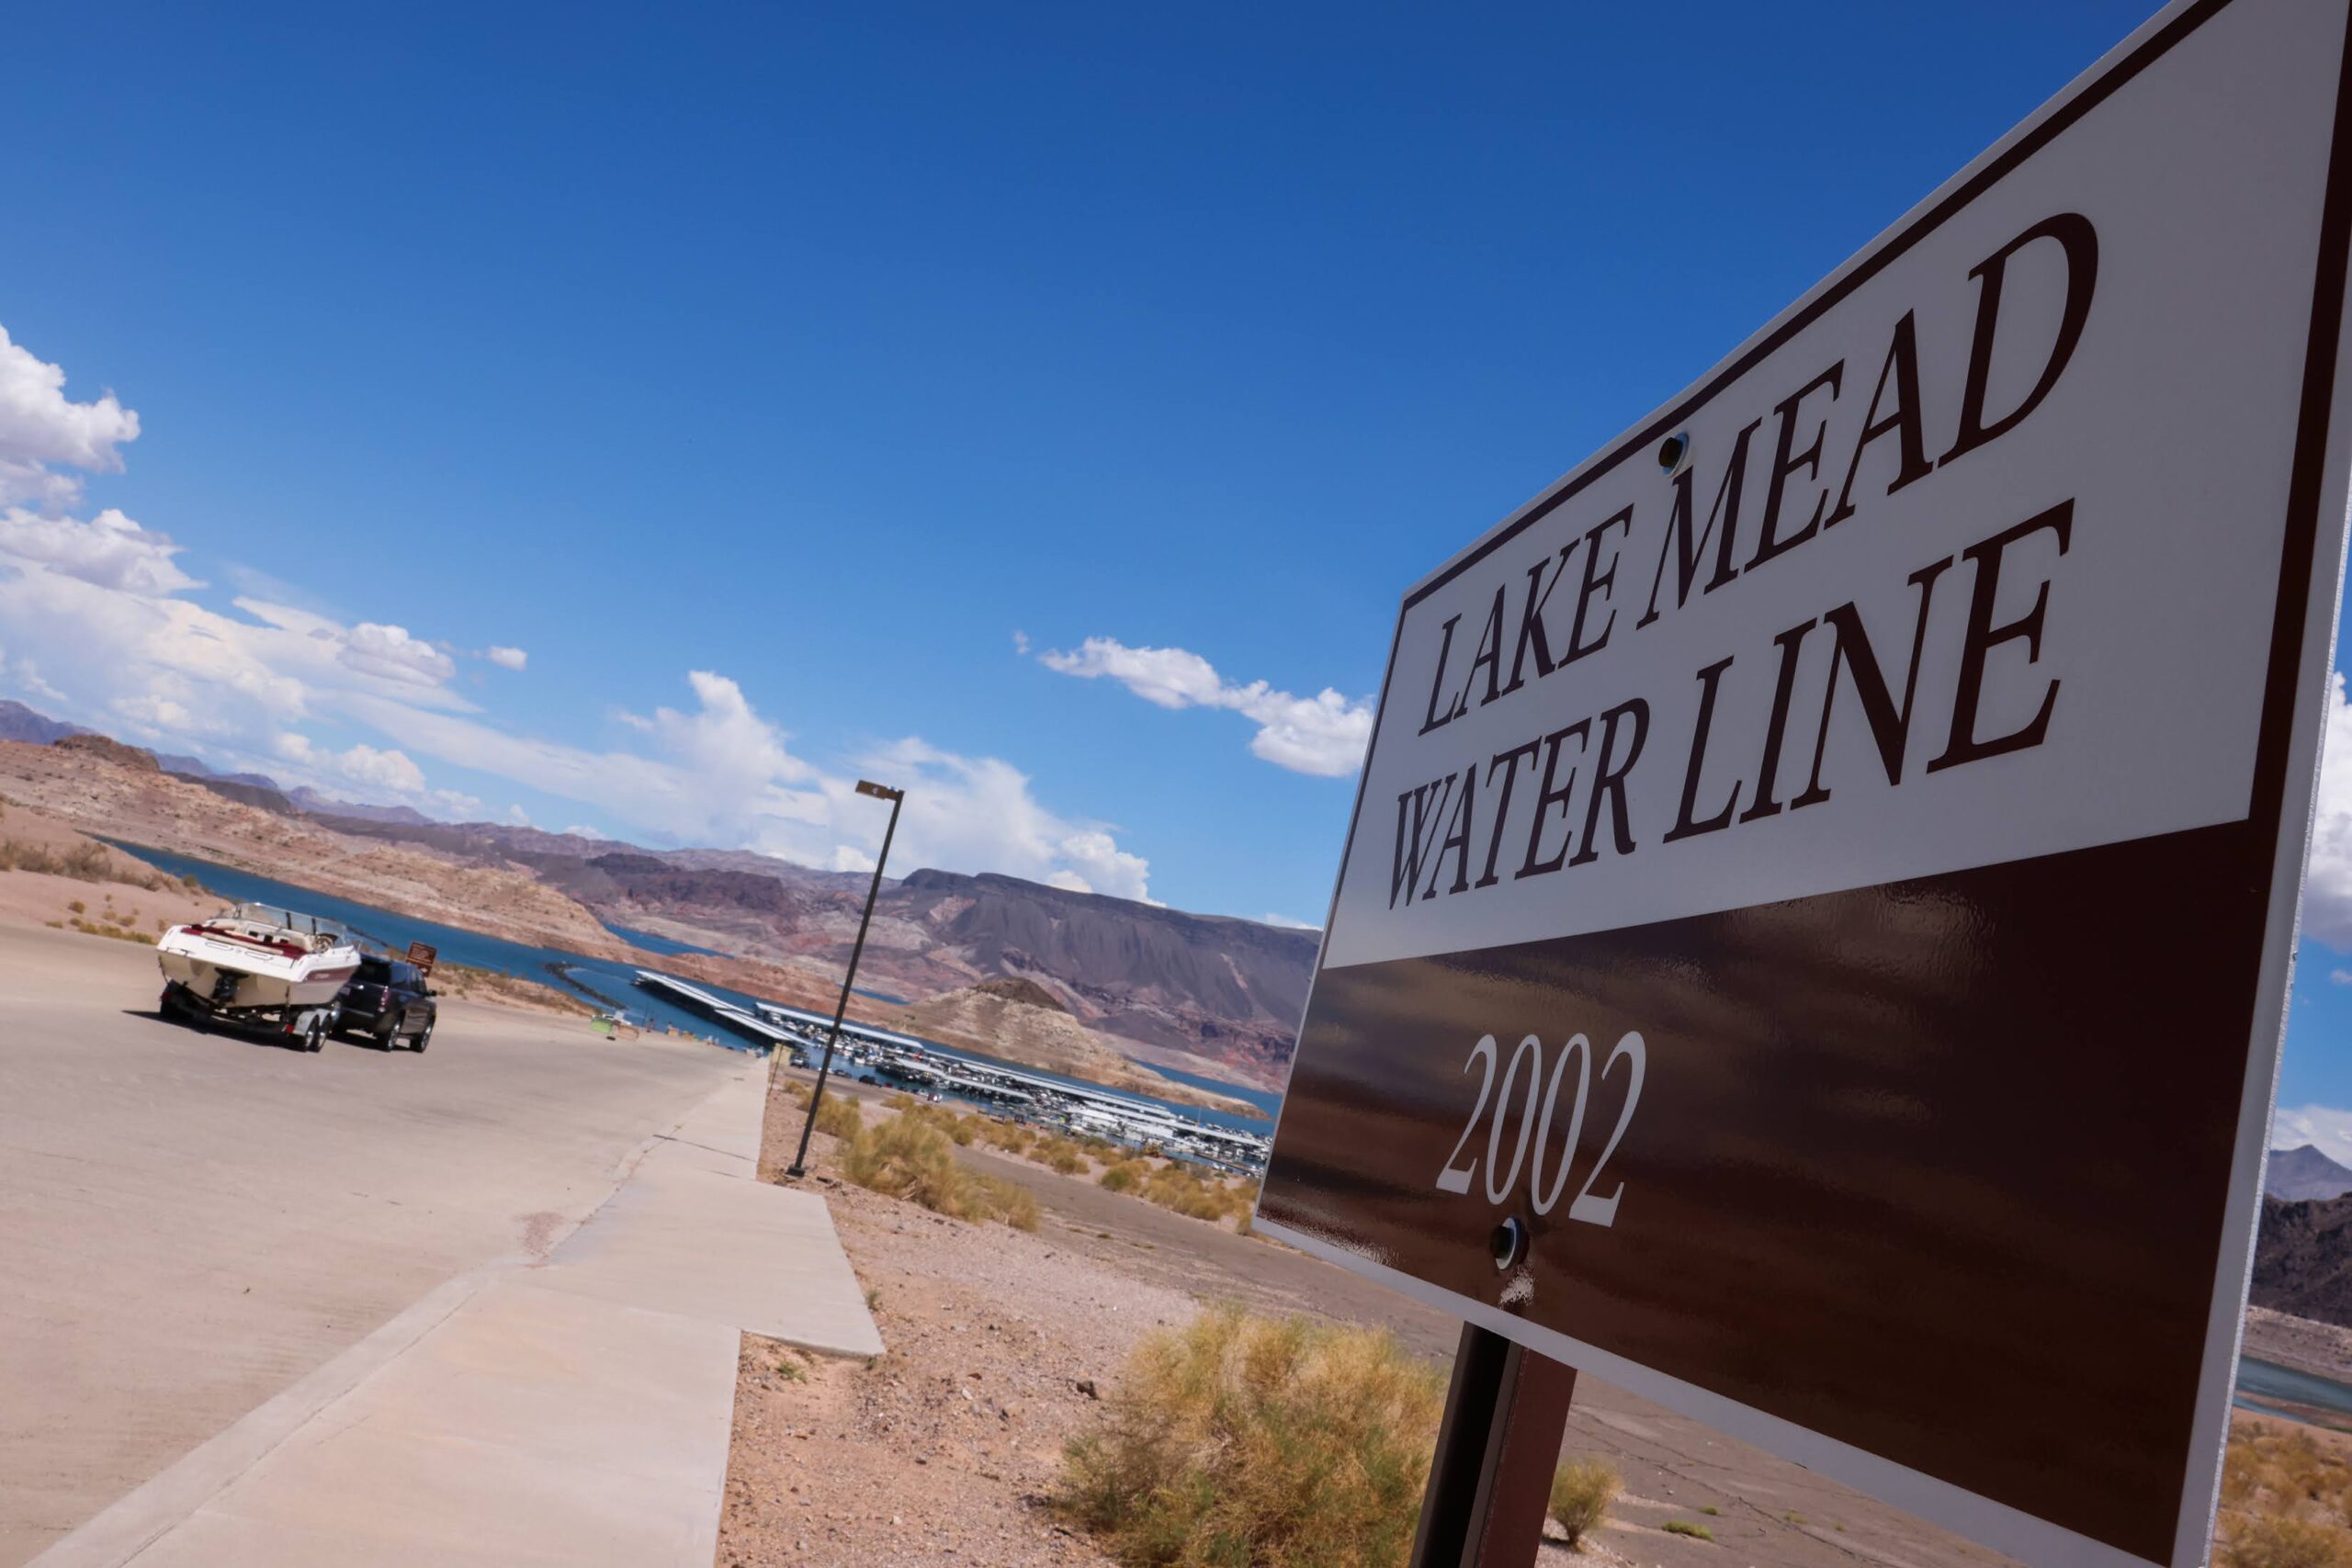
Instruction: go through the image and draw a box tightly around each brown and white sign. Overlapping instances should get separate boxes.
[1255,3,2352,1566]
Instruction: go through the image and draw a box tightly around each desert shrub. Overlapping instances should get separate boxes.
[0,838,165,889]
[811,1091,864,1141]
[1140,1167,1250,1223]
[985,1174,1041,1231]
[842,1115,1035,1228]
[1549,1458,1620,1551]
[1662,1520,1713,1541]
[980,1122,1035,1156]
[2217,1427,2352,1568]
[69,916,157,945]
[1057,1303,1443,1567]
[2225,1517,2352,1568]
[889,1098,988,1145]
[1043,1143,1088,1175]
[1100,1159,1148,1193]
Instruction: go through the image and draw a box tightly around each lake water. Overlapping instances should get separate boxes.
[2237,1357,2352,1428]
[1139,1059,1284,1118]
[598,925,900,1003]
[117,841,1272,1130]
[599,921,721,958]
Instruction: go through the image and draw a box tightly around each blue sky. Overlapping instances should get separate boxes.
[7,3,2352,1126]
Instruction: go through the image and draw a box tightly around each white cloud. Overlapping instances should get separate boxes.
[341,622,457,687]
[1012,630,1030,655]
[2275,1104,2352,1167]
[0,508,196,595]
[0,323,139,506]
[1260,911,1322,931]
[345,678,1152,900]
[274,731,432,799]
[1038,636,1371,777]
[0,321,1154,900]
[427,787,483,819]
[2333,969,2352,986]
[2303,673,2352,948]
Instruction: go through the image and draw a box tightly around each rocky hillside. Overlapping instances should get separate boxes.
[0,740,631,959]
[2253,1193,2352,1325]
[0,706,1319,1089]
[312,818,1316,1089]
[890,982,1262,1118]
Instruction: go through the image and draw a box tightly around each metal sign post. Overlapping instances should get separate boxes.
[1410,1327,1577,1568]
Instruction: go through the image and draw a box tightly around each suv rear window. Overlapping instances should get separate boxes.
[356,957,391,984]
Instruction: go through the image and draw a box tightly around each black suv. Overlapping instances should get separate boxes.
[337,956,437,1051]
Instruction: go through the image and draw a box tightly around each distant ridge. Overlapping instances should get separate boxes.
[5,704,1317,1086]
[2270,1144,2352,1201]
[2256,1192,2352,1326]
[0,699,83,746]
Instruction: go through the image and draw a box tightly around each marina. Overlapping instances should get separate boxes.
[107,844,1275,1167]
[633,971,1271,1174]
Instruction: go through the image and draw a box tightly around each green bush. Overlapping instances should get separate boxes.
[1057,1303,1443,1566]
[1549,1458,1620,1551]
[1662,1521,1713,1541]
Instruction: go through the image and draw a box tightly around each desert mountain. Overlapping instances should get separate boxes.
[0,700,84,745]
[322,818,1316,1089]
[2270,1144,2352,1202]
[2253,1193,2352,1325]
[888,979,1263,1118]
[0,704,1316,1089]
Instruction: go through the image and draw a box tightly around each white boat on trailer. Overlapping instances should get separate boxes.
[157,903,363,1052]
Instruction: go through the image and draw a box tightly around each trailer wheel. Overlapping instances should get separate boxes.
[303,1014,327,1053]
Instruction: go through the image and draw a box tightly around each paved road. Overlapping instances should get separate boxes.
[0,922,744,1567]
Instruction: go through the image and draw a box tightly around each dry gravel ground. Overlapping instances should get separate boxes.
[718,1077,2015,1568]
[725,1074,2290,1568]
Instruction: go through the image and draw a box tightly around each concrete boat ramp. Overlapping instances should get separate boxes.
[31,1066,878,1568]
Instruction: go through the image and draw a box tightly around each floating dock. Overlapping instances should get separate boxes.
[631,970,798,1052]
[751,998,1270,1171]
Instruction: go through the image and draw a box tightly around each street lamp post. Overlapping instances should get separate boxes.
[785,778,903,1180]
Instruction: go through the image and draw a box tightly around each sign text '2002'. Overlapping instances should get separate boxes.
[1435,1031,1645,1224]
